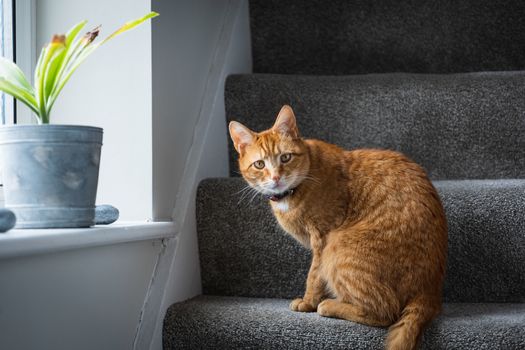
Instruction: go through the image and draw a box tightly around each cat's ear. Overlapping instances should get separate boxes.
[229,121,255,154]
[272,105,299,138]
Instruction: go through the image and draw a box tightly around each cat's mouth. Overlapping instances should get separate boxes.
[256,176,300,195]
[258,184,289,195]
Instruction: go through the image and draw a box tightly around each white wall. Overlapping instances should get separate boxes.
[0,240,163,350]
[144,0,252,349]
[35,0,153,221]
[152,0,229,220]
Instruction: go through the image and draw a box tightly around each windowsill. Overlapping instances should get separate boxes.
[0,221,177,259]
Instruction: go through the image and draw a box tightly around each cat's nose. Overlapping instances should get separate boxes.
[272,175,281,182]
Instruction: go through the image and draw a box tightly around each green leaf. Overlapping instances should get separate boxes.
[0,57,39,119]
[43,42,67,112]
[0,77,39,115]
[34,44,49,121]
[34,43,47,91]
[0,56,33,92]
[65,20,88,47]
[35,38,68,123]
[100,11,158,45]
[48,21,87,97]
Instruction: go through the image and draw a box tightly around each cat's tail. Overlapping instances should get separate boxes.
[385,296,440,350]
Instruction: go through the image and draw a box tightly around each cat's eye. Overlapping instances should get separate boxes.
[280,153,292,163]
[253,160,265,169]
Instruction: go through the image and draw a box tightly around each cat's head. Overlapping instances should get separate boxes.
[229,105,310,196]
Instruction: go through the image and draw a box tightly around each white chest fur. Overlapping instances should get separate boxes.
[272,200,289,212]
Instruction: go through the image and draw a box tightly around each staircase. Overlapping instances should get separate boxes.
[163,1,525,348]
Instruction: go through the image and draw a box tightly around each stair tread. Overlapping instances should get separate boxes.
[197,178,525,302]
[163,295,525,349]
[225,72,525,179]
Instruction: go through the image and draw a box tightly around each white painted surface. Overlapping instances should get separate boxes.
[0,221,176,259]
[0,239,163,350]
[146,1,252,349]
[14,0,36,125]
[152,0,228,221]
[35,0,153,221]
[1,0,15,124]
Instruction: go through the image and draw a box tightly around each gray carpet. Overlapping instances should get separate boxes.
[163,295,525,349]
[250,0,525,75]
[196,178,525,303]
[225,73,525,179]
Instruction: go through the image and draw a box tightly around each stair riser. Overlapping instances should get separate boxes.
[250,0,525,75]
[226,73,525,179]
[197,178,525,302]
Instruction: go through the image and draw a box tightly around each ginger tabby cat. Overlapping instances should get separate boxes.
[229,105,447,350]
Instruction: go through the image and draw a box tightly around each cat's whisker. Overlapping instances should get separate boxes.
[234,187,255,204]
[232,185,254,196]
[249,189,262,203]
[237,187,259,205]
[301,176,322,185]
[294,172,318,179]
[237,190,251,205]
[234,188,252,197]
[290,172,322,185]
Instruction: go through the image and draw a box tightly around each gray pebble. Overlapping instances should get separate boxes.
[95,205,119,225]
[0,208,16,232]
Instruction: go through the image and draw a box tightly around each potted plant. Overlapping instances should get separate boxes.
[0,12,158,228]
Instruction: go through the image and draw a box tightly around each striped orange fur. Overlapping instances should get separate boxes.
[229,105,448,350]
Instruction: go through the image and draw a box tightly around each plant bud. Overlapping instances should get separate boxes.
[81,26,101,46]
[51,34,66,45]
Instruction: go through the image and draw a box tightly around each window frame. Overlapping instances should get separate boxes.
[13,0,36,125]
[1,0,15,125]
[0,0,14,200]
[0,0,35,125]
[0,0,35,202]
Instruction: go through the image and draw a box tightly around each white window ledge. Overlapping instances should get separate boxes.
[0,221,177,259]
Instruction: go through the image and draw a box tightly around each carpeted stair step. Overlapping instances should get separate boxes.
[225,72,525,179]
[196,177,525,303]
[163,178,525,348]
[249,0,525,75]
[163,295,525,349]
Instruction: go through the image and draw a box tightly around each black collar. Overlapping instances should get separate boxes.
[266,188,296,202]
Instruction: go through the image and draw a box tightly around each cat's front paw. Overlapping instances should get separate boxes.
[290,298,316,312]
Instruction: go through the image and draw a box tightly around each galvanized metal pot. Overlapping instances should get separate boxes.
[0,125,103,228]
